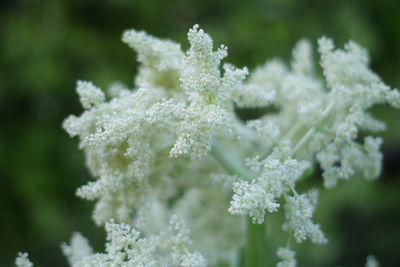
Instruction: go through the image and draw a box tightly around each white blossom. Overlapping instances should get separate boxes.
[229,180,279,224]
[62,232,93,265]
[62,218,205,267]
[276,247,296,267]
[229,144,310,224]
[171,188,244,264]
[167,215,207,267]
[15,253,33,267]
[365,255,380,267]
[317,136,382,188]
[122,28,185,92]
[57,24,399,266]
[76,80,105,109]
[122,29,184,72]
[283,190,327,244]
[168,24,250,158]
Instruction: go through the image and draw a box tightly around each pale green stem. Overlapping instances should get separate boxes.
[229,248,240,267]
[291,127,316,157]
[262,102,333,159]
[211,140,256,180]
[291,102,335,157]
[285,231,293,249]
[244,217,268,267]
[211,140,266,267]
[210,101,334,266]
[282,120,304,141]
[260,120,304,158]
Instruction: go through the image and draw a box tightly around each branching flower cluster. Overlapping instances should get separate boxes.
[61,217,205,267]
[17,24,399,266]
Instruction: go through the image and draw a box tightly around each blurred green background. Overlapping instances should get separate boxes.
[1,0,399,266]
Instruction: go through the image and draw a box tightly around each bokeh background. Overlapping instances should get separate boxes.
[1,0,399,266]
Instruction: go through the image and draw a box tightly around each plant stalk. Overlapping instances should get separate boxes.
[211,140,267,266]
[244,217,268,267]
[211,140,256,180]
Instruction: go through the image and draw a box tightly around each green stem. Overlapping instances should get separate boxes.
[291,127,316,157]
[211,140,256,180]
[210,103,335,267]
[244,217,268,267]
[260,120,304,159]
[290,102,335,157]
[282,120,304,141]
[211,140,267,266]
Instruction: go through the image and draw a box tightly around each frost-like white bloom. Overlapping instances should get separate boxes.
[246,120,280,147]
[167,215,207,267]
[62,232,93,265]
[317,136,382,187]
[76,80,105,109]
[58,24,399,266]
[62,25,253,226]
[365,255,380,267]
[169,25,250,158]
[171,188,244,264]
[229,180,279,224]
[311,38,400,187]
[63,221,157,267]
[122,29,184,72]
[283,190,327,244]
[62,218,205,267]
[230,144,310,224]
[15,253,33,267]
[319,38,400,112]
[122,28,185,92]
[276,247,296,267]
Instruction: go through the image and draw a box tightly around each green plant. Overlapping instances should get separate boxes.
[16,24,399,267]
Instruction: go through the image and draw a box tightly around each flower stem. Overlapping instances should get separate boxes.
[244,217,268,267]
[211,140,256,180]
[211,140,267,266]
[291,102,335,157]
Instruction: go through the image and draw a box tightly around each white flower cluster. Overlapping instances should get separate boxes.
[365,255,380,267]
[276,247,296,267]
[225,34,399,244]
[229,144,310,224]
[283,190,327,244]
[15,253,33,267]
[61,218,205,267]
[314,38,399,187]
[17,24,399,266]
